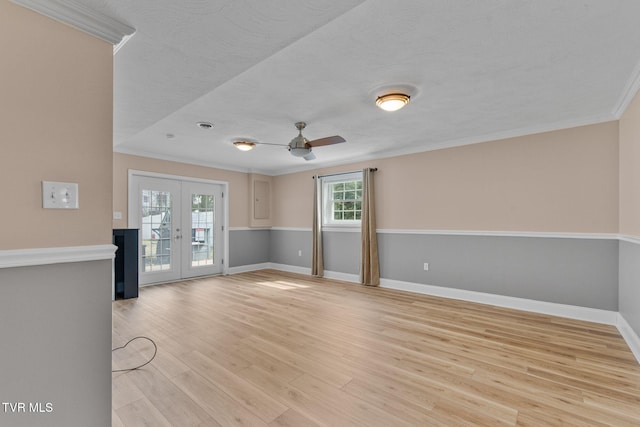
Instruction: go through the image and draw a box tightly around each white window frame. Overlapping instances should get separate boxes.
[321,171,363,228]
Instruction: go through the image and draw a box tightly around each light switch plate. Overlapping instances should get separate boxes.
[42,181,79,209]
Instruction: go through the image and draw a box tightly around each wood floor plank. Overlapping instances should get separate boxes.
[268,408,321,427]
[237,364,359,427]
[171,369,269,427]
[112,270,640,426]
[341,377,440,426]
[241,334,353,388]
[112,410,126,427]
[112,372,145,410]
[181,350,288,423]
[515,407,612,427]
[124,365,212,426]
[289,373,414,427]
[178,333,253,374]
[581,390,640,424]
[115,397,173,427]
[231,341,304,383]
[341,367,441,412]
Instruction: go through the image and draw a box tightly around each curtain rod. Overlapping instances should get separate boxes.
[312,168,378,179]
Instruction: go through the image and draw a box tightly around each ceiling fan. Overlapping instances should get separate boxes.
[235,122,345,161]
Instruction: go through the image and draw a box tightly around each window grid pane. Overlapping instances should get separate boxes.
[141,190,172,272]
[328,179,362,224]
[191,193,215,267]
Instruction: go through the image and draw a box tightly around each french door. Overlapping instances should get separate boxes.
[130,174,226,285]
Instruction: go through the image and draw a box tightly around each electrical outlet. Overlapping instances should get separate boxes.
[298,250,302,257]
[423,263,429,271]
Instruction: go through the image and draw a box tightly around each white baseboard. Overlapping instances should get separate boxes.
[380,278,618,325]
[226,262,271,275]
[264,263,311,276]
[617,314,640,363]
[228,262,359,283]
[323,270,360,283]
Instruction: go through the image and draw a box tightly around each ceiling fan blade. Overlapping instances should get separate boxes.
[307,135,345,147]
[254,141,288,147]
[303,151,316,161]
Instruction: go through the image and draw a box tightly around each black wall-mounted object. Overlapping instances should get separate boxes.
[113,229,139,299]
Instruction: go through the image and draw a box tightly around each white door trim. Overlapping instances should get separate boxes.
[127,169,229,276]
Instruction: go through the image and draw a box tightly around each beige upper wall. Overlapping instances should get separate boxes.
[272,160,374,229]
[274,122,620,233]
[619,89,640,238]
[0,1,113,250]
[113,153,251,228]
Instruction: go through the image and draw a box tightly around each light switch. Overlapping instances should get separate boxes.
[42,181,79,209]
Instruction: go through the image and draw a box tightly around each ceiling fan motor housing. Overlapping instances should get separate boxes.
[288,134,311,156]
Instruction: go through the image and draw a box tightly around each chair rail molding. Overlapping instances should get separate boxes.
[0,244,117,269]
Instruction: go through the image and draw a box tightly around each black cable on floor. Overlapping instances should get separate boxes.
[112,336,157,373]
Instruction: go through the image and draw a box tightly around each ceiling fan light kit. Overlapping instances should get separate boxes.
[289,147,311,157]
[233,141,255,151]
[376,93,410,111]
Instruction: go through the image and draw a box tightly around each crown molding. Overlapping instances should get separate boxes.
[613,58,640,118]
[114,146,267,175]
[11,0,135,45]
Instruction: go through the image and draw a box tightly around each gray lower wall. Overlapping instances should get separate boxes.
[322,231,360,274]
[268,230,360,273]
[0,260,112,427]
[269,229,311,267]
[379,233,619,311]
[229,229,270,267]
[620,240,640,336]
[265,229,619,311]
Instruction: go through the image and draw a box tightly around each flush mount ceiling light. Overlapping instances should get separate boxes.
[233,141,256,151]
[376,93,410,112]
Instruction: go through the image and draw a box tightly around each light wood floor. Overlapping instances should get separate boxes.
[112,270,640,426]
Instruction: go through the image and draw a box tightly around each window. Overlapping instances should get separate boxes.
[322,172,363,226]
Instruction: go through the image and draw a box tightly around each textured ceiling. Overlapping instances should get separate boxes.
[89,1,640,174]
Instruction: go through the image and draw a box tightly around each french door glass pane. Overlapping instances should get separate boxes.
[141,189,172,272]
[191,193,215,267]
